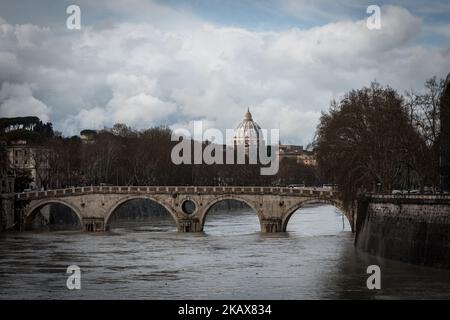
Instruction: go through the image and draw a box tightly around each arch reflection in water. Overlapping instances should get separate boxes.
[286,204,351,236]
[203,199,260,236]
[27,202,81,231]
[106,198,177,232]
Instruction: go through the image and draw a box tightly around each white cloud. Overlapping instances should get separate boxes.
[0,82,51,122]
[110,93,176,125]
[0,4,449,145]
[14,23,51,48]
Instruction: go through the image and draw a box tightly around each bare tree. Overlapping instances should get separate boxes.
[314,82,422,207]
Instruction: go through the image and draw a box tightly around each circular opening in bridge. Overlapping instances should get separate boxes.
[27,203,81,231]
[286,204,351,236]
[181,200,196,215]
[203,199,259,235]
[107,198,176,232]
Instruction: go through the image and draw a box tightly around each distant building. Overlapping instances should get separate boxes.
[232,109,316,165]
[233,108,264,148]
[278,144,303,160]
[299,151,317,166]
[7,141,51,190]
[279,144,317,166]
[80,129,98,144]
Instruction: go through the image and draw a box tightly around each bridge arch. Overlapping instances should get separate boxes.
[199,195,262,228]
[281,198,351,232]
[24,199,83,230]
[104,195,179,229]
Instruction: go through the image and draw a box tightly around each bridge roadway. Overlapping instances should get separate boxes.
[15,186,353,233]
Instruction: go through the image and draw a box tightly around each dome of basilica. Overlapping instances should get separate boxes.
[233,108,263,146]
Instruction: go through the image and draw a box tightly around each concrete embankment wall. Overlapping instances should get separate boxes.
[355,195,450,269]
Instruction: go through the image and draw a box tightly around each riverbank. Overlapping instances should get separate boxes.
[355,195,450,269]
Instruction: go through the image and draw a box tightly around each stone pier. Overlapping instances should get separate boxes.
[260,218,283,233]
[177,218,202,232]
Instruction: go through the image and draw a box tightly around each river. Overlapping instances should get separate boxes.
[1,205,450,299]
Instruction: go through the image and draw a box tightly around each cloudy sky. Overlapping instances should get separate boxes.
[0,0,450,145]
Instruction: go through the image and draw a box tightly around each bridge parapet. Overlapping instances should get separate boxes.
[16,186,338,201]
[356,194,450,210]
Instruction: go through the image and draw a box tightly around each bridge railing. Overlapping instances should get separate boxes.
[15,186,337,200]
[368,194,450,201]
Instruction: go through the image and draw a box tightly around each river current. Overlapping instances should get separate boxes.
[1,205,450,299]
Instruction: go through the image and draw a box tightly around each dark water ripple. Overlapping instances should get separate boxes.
[1,205,450,299]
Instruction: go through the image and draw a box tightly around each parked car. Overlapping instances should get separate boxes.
[100,183,113,187]
[288,184,305,189]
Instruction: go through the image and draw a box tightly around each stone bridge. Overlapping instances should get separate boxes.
[15,186,353,233]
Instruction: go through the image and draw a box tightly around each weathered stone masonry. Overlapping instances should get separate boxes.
[11,186,353,233]
[355,195,450,269]
[7,186,450,270]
